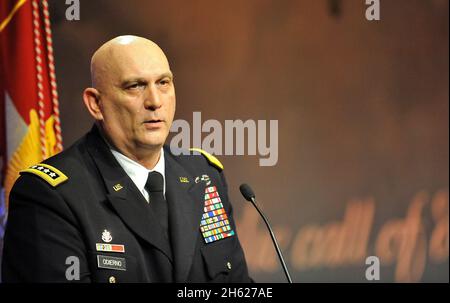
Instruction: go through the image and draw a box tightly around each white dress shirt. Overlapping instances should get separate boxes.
[110,148,166,203]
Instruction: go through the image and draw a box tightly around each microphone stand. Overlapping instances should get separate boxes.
[248,196,293,283]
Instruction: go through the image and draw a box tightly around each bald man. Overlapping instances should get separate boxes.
[2,36,252,283]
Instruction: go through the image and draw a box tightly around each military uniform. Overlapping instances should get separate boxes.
[1,125,252,283]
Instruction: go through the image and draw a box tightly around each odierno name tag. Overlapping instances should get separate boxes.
[96,243,125,253]
[97,255,127,271]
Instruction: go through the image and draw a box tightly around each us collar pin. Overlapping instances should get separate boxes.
[113,183,123,191]
[179,176,189,183]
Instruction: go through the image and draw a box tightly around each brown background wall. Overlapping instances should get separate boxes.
[49,0,448,282]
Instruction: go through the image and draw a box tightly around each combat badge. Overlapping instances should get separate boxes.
[101,229,113,243]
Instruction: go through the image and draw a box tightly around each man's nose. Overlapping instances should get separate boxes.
[144,85,162,110]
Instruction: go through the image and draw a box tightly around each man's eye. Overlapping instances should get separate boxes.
[159,79,171,86]
[127,83,145,90]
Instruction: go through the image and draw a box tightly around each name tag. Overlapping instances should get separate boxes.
[97,255,126,271]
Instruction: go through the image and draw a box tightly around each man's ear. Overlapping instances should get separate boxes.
[83,87,103,121]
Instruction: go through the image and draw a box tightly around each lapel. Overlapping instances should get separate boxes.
[85,126,173,262]
[164,148,205,282]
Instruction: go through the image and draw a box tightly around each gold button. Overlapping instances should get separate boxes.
[226,261,232,270]
[109,276,116,283]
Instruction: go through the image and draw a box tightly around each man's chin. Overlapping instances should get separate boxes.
[139,136,167,150]
[141,129,168,143]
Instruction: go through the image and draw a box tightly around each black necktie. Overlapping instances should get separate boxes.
[145,171,169,235]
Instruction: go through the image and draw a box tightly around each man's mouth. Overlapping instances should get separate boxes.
[144,119,163,124]
[143,119,164,129]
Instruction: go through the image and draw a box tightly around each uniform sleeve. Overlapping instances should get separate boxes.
[1,175,91,282]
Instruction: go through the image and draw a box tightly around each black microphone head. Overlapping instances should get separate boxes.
[239,183,255,202]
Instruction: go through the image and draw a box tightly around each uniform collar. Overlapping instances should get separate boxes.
[110,147,166,200]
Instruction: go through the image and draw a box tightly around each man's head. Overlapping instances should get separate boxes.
[83,35,175,163]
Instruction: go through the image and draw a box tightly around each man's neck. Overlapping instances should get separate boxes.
[98,126,162,170]
[128,149,162,170]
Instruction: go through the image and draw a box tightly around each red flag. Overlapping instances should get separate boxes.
[0,0,62,209]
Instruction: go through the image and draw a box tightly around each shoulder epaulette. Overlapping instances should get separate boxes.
[20,163,68,187]
[190,148,224,171]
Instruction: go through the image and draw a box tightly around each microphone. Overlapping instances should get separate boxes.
[239,183,293,283]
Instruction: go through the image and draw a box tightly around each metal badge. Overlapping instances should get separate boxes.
[101,229,112,243]
[179,176,189,183]
[113,183,123,191]
[195,174,211,186]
